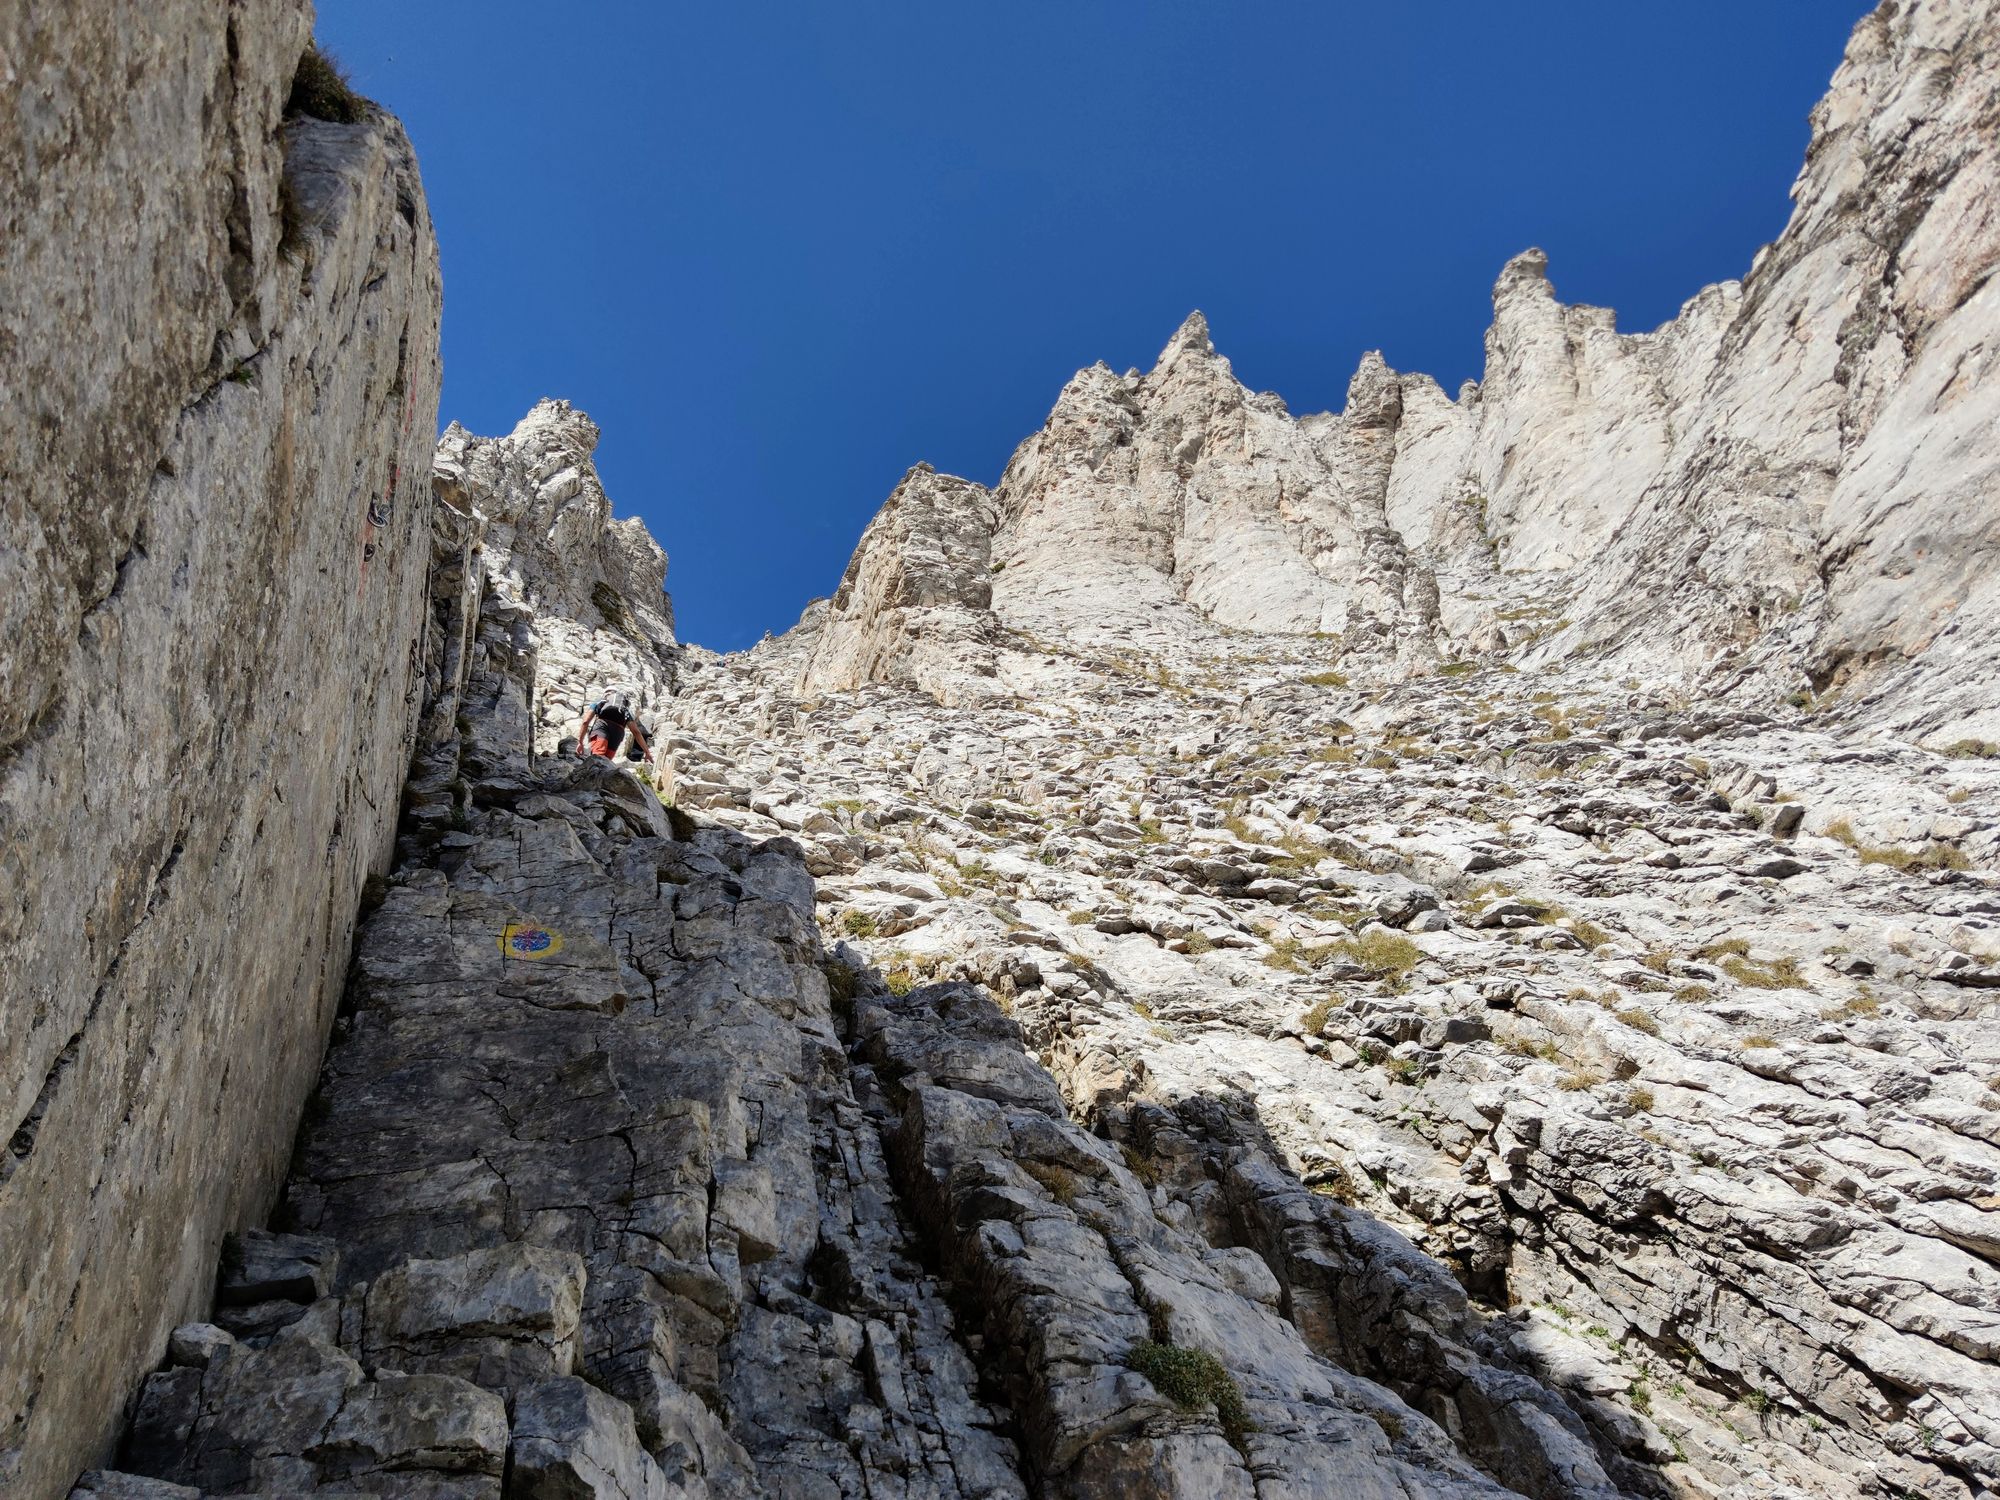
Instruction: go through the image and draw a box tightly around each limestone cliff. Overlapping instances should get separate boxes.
[434,400,681,754]
[0,9,442,1496]
[665,7,2000,1498]
[796,3,2000,748]
[797,463,1005,705]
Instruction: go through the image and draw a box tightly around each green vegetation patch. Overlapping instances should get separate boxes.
[1128,1341,1251,1440]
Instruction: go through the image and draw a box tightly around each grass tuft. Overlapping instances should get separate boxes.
[1860,842,1971,872]
[1720,955,1808,991]
[1502,1035,1562,1063]
[1336,930,1422,981]
[1020,1159,1079,1205]
[287,43,368,124]
[1129,1341,1252,1441]
[1825,818,1971,871]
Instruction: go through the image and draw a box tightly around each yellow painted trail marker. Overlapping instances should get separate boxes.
[498,923,565,960]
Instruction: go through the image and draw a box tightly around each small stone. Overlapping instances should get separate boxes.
[165,1323,233,1368]
[68,1474,200,1500]
[216,1230,339,1308]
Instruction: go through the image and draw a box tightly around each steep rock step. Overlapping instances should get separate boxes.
[77,579,1021,1499]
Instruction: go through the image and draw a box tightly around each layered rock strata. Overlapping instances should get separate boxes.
[670,618,2000,1500]
[0,12,442,1494]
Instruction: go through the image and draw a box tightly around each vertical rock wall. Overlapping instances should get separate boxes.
[0,8,443,1496]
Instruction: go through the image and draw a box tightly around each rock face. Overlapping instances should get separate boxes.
[78,473,1519,1500]
[798,463,1004,705]
[669,606,2000,1499]
[433,400,681,754]
[0,11,441,1497]
[794,3,2000,748]
[26,4,2000,1500]
[654,7,2000,1498]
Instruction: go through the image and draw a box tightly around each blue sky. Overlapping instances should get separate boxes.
[319,2,1873,651]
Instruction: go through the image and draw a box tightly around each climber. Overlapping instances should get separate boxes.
[575,689,650,763]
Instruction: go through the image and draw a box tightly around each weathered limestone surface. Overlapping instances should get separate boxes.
[797,463,1005,705]
[654,18,2000,1497]
[0,0,310,748]
[29,5,2000,1500]
[0,11,442,1496]
[80,439,1541,1500]
[66,454,1032,1499]
[1551,0,2000,740]
[673,597,2000,1500]
[788,4,2000,747]
[859,979,1542,1499]
[978,313,1438,656]
[433,400,681,757]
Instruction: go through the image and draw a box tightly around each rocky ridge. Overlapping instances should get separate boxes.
[20,3,2000,1500]
[798,1,2000,747]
